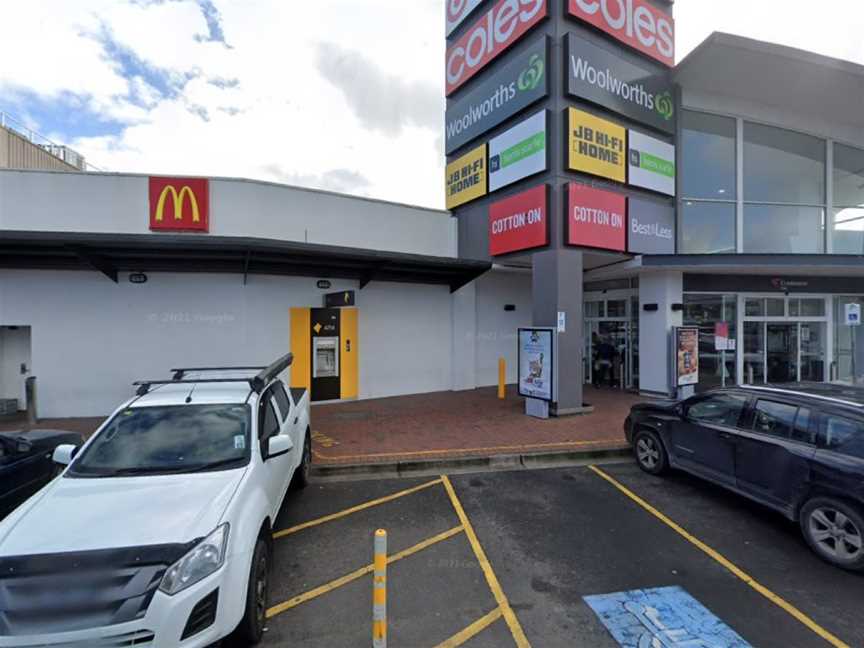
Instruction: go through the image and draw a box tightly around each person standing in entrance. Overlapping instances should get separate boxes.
[595,337,616,388]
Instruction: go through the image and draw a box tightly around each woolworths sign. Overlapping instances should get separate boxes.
[445,37,548,155]
[566,32,675,134]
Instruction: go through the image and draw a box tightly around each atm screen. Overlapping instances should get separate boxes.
[314,337,339,378]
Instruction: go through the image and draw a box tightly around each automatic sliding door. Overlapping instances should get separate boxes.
[766,323,797,383]
[743,322,766,384]
[800,322,825,381]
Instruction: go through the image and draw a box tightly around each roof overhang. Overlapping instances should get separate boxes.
[0,231,490,293]
[674,32,864,132]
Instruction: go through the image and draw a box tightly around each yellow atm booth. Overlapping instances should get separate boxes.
[290,301,358,402]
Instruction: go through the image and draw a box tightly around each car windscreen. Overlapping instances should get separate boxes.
[68,404,251,477]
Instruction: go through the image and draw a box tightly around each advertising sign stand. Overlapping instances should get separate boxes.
[518,327,556,419]
[672,327,699,400]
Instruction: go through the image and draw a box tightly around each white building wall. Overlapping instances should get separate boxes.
[638,271,683,396]
[475,270,532,387]
[0,171,456,258]
[0,270,453,418]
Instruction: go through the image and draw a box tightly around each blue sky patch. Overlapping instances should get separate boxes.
[584,586,752,648]
[2,89,126,141]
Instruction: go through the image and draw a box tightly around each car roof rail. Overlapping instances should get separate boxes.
[134,353,294,396]
[171,366,266,380]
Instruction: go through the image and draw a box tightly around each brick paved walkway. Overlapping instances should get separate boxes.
[310,385,646,465]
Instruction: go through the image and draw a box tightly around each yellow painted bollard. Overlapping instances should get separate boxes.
[498,357,506,400]
[373,529,387,648]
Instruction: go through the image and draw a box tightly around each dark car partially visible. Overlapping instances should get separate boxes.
[625,383,864,571]
[0,430,84,518]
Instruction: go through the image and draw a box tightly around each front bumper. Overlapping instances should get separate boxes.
[0,550,252,648]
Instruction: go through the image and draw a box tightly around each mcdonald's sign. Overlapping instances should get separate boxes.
[149,177,209,232]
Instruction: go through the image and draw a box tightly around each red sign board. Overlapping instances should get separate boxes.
[489,185,548,256]
[567,183,626,251]
[568,0,674,67]
[149,177,209,232]
[446,0,548,96]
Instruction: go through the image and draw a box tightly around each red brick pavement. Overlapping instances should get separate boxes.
[310,385,646,465]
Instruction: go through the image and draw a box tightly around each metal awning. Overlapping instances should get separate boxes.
[0,231,491,292]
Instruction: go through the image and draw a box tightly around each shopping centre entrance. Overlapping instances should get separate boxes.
[583,291,639,391]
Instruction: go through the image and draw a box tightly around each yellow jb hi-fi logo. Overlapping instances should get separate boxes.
[567,108,626,183]
[445,143,487,209]
[149,177,210,232]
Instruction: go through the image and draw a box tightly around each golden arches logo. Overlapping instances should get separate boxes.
[154,184,201,223]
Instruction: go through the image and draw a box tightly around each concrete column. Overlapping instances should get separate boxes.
[450,281,477,391]
[638,271,683,396]
[532,249,584,415]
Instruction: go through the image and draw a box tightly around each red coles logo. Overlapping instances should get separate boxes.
[567,183,627,252]
[149,177,210,233]
[488,185,548,256]
[568,0,674,67]
[446,0,548,96]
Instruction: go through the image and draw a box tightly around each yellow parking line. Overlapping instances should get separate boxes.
[441,475,532,648]
[266,525,464,619]
[313,438,620,462]
[273,478,442,539]
[434,607,503,648]
[588,465,851,648]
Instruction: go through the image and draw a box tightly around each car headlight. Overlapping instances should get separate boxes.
[159,523,230,596]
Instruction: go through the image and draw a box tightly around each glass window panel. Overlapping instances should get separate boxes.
[766,298,785,317]
[681,111,736,199]
[743,122,825,204]
[607,300,626,318]
[686,393,748,427]
[792,408,814,444]
[753,400,797,438]
[800,298,825,317]
[789,299,800,317]
[820,415,864,459]
[680,202,736,254]
[683,294,737,393]
[744,321,765,384]
[833,143,864,208]
[834,297,864,384]
[742,205,824,253]
[832,208,864,254]
[745,299,764,317]
[799,323,825,382]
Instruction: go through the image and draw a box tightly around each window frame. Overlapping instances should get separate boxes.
[683,391,750,429]
[816,410,864,458]
[750,398,801,441]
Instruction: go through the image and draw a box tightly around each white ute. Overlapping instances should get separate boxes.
[0,354,311,647]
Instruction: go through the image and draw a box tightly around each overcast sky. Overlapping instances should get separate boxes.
[1,0,862,210]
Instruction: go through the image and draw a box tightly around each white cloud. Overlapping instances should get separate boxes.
[1,0,862,212]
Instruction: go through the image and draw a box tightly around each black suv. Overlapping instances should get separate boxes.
[625,383,864,571]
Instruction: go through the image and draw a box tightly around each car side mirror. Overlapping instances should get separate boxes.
[52,444,78,466]
[15,438,33,454]
[265,435,293,460]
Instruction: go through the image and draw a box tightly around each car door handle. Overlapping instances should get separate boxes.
[294,417,299,425]
[719,432,734,440]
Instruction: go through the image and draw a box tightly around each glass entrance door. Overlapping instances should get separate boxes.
[743,321,825,384]
[586,321,631,388]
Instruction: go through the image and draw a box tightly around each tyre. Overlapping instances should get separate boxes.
[633,429,668,475]
[233,537,269,645]
[291,430,311,490]
[800,497,864,572]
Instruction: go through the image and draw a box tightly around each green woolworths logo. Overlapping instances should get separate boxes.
[517,54,544,92]
[655,91,674,121]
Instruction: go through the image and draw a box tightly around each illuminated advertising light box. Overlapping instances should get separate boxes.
[488,184,548,256]
[567,0,675,67]
[566,32,675,134]
[488,110,547,192]
[445,143,487,209]
[567,108,626,183]
[445,36,548,155]
[628,130,676,196]
[566,183,626,252]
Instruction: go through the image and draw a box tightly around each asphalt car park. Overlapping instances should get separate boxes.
[263,462,862,648]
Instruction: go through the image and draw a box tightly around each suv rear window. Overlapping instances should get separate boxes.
[820,414,864,459]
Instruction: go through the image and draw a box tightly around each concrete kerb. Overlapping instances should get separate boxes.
[311,445,632,481]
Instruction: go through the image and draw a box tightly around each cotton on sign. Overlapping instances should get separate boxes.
[446,0,548,96]
[488,185,548,256]
[567,183,626,252]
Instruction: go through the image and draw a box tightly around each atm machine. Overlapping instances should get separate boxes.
[291,305,358,402]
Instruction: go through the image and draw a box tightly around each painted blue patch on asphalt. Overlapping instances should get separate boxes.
[584,586,751,648]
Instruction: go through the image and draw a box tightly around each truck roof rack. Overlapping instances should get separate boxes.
[135,353,294,396]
